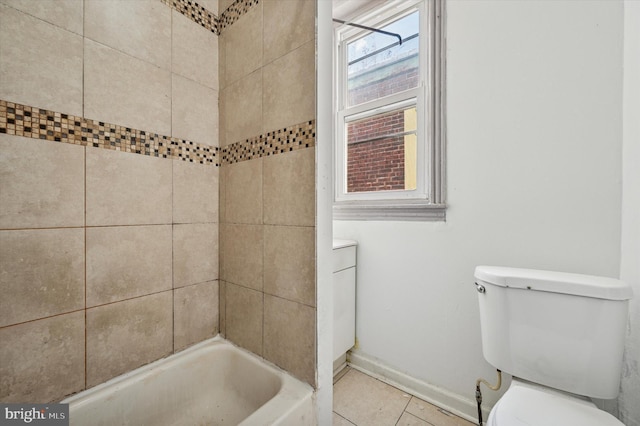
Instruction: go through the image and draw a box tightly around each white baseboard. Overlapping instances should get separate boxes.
[333,353,348,377]
[348,350,490,424]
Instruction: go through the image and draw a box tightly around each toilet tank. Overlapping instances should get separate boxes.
[475,266,633,399]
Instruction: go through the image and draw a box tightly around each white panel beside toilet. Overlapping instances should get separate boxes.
[333,240,357,363]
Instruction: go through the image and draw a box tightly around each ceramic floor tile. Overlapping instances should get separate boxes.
[333,412,357,426]
[406,397,474,426]
[333,369,411,426]
[397,412,432,426]
[333,369,476,426]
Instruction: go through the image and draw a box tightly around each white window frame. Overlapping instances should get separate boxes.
[333,0,446,221]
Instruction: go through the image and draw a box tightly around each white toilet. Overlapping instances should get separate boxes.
[475,266,633,426]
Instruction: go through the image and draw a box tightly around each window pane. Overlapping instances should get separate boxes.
[346,106,417,193]
[347,11,420,107]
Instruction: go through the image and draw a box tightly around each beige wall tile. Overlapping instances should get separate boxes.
[0,5,83,116]
[263,295,315,385]
[225,283,263,356]
[173,223,219,288]
[172,74,219,146]
[0,135,84,229]
[0,0,83,35]
[264,225,315,307]
[0,229,84,328]
[222,4,262,85]
[173,161,219,224]
[84,39,172,136]
[218,66,227,141]
[86,225,173,307]
[220,223,263,291]
[86,291,173,387]
[172,11,218,90]
[219,163,228,222]
[198,0,218,15]
[221,70,262,145]
[86,148,172,226]
[218,0,234,14]
[263,40,316,132]
[263,0,315,64]
[219,28,227,91]
[85,0,171,69]
[0,312,84,403]
[263,147,315,226]
[223,158,263,224]
[174,280,219,350]
[219,280,227,336]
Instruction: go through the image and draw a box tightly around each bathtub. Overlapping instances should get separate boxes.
[62,337,315,425]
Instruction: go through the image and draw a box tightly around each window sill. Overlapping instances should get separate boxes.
[333,201,446,221]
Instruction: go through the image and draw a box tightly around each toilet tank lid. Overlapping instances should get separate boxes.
[474,266,633,301]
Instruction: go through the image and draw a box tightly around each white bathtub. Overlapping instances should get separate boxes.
[63,337,315,425]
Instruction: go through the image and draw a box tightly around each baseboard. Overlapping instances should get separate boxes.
[333,353,348,377]
[348,350,490,424]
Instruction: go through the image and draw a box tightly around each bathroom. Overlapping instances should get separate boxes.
[0,0,638,425]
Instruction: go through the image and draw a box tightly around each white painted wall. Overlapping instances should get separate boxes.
[335,0,626,419]
[316,1,335,424]
[619,2,640,425]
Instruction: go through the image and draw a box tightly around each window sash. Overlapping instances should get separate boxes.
[334,0,446,221]
[336,93,426,202]
[335,2,427,203]
[345,11,421,108]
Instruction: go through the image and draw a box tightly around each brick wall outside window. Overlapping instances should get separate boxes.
[346,57,418,193]
[347,110,406,192]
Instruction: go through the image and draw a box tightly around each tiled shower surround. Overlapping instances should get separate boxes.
[0,100,314,165]
[0,0,317,403]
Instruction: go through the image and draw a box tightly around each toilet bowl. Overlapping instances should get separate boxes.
[475,266,633,426]
[487,379,623,426]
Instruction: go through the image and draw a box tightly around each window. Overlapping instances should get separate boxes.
[334,0,446,221]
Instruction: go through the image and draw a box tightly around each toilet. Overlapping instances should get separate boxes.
[475,266,633,426]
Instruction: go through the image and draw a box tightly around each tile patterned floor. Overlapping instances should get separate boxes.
[333,368,476,426]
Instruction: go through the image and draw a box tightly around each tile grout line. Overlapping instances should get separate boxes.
[332,411,357,426]
[260,0,265,360]
[0,226,85,232]
[87,288,175,312]
[0,308,86,332]
[393,391,414,426]
[0,223,197,232]
[83,0,88,392]
[170,5,176,356]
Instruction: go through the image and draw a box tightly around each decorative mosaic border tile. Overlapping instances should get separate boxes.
[0,99,315,166]
[221,120,316,165]
[0,100,219,165]
[218,0,260,33]
[161,0,220,35]
[161,0,261,35]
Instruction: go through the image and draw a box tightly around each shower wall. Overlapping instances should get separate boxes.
[0,0,220,402]
[218,0,317,386]
[0,0,318,403]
